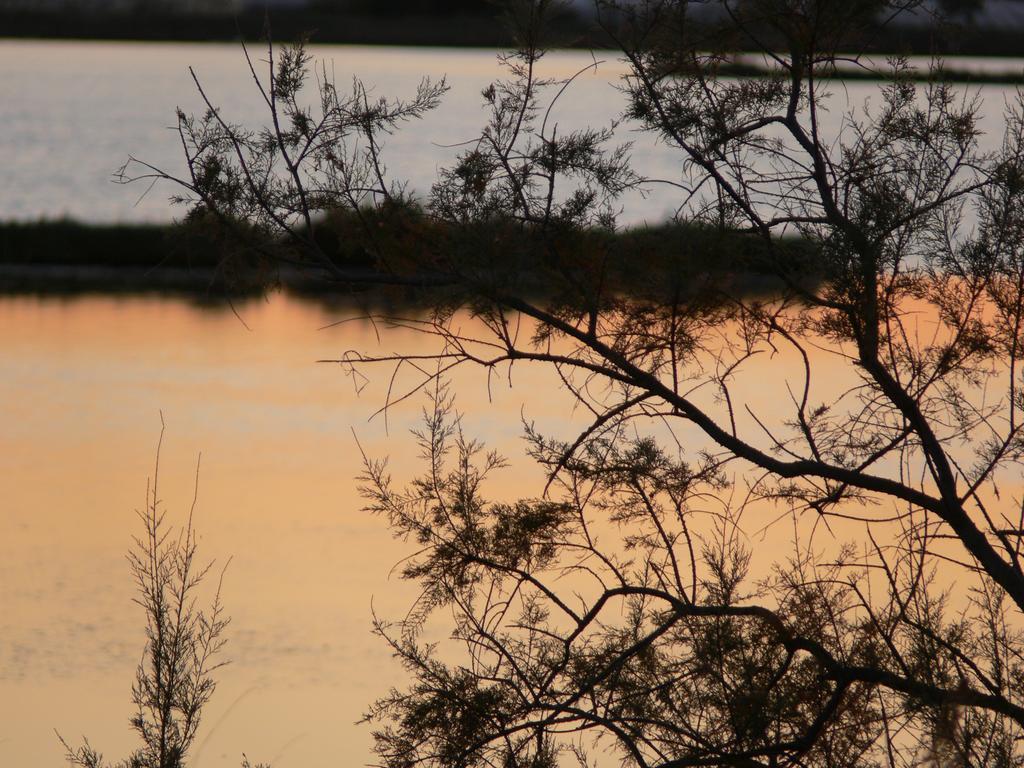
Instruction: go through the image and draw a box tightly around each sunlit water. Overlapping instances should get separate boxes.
[0,290,857,768]
[1,291,1003,768]
[2,40,1024,768]
[0,293,594,768]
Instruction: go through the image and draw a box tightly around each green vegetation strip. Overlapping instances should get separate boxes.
[718,61,1024,85]
[0,217,820,301]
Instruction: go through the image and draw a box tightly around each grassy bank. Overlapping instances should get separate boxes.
[0,220,248,298]
[0,220,192,268]
[0,215,822,304]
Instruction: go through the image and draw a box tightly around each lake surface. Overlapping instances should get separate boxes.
[2,40,1022,226]
[0,293,1004,768]
[0,290,866,768]
[3,40,1024,768]
[0,293,591,768]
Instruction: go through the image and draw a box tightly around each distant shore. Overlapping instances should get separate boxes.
[3,8,1024,59]
[0,9,537,48]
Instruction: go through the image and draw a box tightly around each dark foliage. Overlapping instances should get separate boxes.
[60,428,231,768]
[124,1,1024,766]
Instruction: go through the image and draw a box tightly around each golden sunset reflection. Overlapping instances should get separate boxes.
[0,293,590,767]
[2,289,1019,767]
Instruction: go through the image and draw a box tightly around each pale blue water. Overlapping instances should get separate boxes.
[2,40,1021,227]
[0,41,671,223]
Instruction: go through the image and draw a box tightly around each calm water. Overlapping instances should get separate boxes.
[2,40,1024,768]
[1,40,672,224]
[1,291,858,768]
[1,40,1022,226]
[0,293,979,768]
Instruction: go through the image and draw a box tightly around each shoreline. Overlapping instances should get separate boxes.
[0,218,817,301]
[3,9,1024,60]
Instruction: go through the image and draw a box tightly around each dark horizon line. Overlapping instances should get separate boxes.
[3,7,1024,57]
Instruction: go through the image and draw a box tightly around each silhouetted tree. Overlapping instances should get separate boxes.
[61,425,230,768]
[123,1,1024,765]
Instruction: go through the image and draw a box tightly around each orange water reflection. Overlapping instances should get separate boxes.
[0,294,582,768]
[2,291,1018,767]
